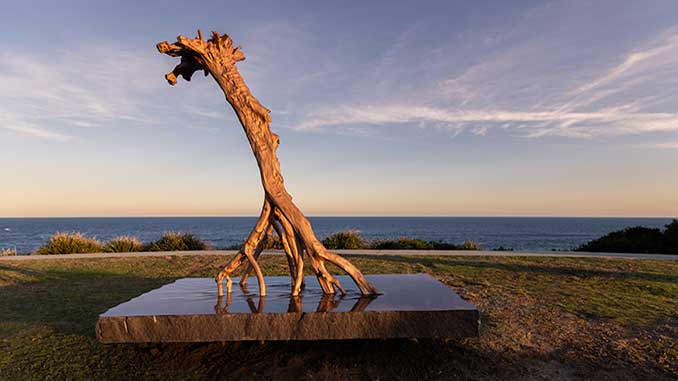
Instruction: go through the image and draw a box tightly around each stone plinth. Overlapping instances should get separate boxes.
[96,274,479,343]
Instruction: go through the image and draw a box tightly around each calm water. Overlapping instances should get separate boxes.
[0,217,671,253]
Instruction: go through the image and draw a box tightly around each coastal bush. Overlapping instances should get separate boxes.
[226,234,284,250]
[371,237,482,250]
[322,230,367,249]
[372,237,434,250]
[459,240,482,250]
[229,231,483,252]
[104,236,143,253]
[430,241,461,250]
[577,219,678,254]
[493,246,514,251]
[664,219,678,248]
[1,247,17,256]
[264,235,284,249]
[35,232,104,255]
[144,232,210,252]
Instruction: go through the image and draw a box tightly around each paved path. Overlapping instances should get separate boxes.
[2,250,677,261]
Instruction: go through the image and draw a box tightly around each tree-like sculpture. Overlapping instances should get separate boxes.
[157,30,378,297]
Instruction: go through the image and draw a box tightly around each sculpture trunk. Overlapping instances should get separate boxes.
[157,30,378,298]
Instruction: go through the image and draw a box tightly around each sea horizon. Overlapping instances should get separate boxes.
[2,216,673,254]
[1,215,675,219]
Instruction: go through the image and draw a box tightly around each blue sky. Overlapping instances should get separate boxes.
[1,0,677,217]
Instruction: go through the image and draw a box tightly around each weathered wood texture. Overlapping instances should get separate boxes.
[157,30,378,297]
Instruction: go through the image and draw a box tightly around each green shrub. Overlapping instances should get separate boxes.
[322,230,367,249]
[576,222,678,254]
[264,235,284,249]
[229,230,483,252]
[459,240,482,250]
[228,235,285,250]
[35,232,104,255]
[144,232,210,251]
[372,237,434,250]
[430,241,461,250]
[104,236,143,253]
[664,219,678,248]
[493,246,514,251]
[370,237,480,250]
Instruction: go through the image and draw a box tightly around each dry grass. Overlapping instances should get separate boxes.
[144,231,210,252]
[0,254,675,380]
[104,236,143,253]
[0,247,17,257]
[35,232,104,255]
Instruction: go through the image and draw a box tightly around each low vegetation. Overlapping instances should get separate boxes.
[323,231,482,251]
[372,237,434,250]
[0,247,17,257]
[322,230,367,249]
[32,232,209,255]
[26,221,678,255]
[371,237,481,250]
[104,236,143,253]
[263,235,284,250]
[577,219,678,254]
[144,232,210,252]
[0,254,675,379]
[229,231,482,252]
[35,232,105,255]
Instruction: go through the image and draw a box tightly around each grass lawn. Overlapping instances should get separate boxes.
[0,254,676,380]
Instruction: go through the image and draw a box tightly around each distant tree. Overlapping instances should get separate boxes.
[577,220,678,254]
[664,219,678,248]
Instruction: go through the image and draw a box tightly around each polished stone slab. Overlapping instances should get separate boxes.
[96,274,479,342]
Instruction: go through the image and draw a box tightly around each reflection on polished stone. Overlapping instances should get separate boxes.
[101,274,476,317]
[214,290,377,314]
[97,274,480,342]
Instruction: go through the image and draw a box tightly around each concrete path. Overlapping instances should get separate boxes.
[2,249,677,261]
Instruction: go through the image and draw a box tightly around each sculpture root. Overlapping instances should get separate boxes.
[215,198,378,297]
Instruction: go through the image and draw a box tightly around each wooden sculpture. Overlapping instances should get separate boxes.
[157,30,378,297]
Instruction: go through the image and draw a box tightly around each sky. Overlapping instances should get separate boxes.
[1,0,677,217]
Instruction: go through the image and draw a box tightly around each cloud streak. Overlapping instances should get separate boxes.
[3,11,678,146]
[0,47,155,138]
[298,106,678,138]
[1,120,73,142]
[292,23,678,141]
[655,142,678,149]
[0,44,221,141]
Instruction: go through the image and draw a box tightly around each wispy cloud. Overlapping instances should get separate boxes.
[654,142,678,149]
[0,43,220,141]
[0,118,73,142]
[0,47,153,140]
[3,12,678,147]
[292,22,678,142]
[186,108,227,119]
[298,106,678,139]
[568,31,678,98]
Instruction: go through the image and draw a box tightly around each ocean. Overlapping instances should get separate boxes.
[0,217,672,254]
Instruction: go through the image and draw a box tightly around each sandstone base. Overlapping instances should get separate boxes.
[96,274,479,342]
